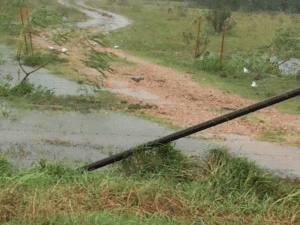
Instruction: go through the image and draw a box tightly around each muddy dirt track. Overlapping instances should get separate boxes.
[0,0,299,178]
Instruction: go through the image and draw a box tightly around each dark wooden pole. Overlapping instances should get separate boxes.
[79,87,300,172]
[220,20,226,69]
[194,16,202,58]
[20,8,28,54]
[26,9,34,56]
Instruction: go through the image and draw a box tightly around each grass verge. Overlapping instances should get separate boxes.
[258,128,300,147]
[0,144,300,224]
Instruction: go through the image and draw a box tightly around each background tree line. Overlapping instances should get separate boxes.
[170,0,300,13]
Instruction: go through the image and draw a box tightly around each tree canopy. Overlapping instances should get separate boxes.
[197,0,300,12]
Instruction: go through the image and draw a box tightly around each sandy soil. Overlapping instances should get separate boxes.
[106,49,300,137]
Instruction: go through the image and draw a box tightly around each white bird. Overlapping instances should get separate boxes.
[244,67,250,73]
[62,47,68,53]
[114,45,119,49]
[251,81,258,87]
[48,46,55,50]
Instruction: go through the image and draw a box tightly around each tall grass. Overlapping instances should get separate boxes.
[1,145,299,224]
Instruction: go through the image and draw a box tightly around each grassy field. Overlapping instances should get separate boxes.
[87,0,300,115]
[1,144,300,224]
[0,1,300,224]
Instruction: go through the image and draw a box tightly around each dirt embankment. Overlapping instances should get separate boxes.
[105,49,300,138]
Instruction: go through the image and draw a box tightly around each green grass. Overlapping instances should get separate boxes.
[241,113,265,123]
[258,128,300,146]
[129,111,183,131]
[0,0,90,45]
[1,145,300,224]
[87,0,300,115]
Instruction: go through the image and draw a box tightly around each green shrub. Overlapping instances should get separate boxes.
[83,50,113,76]
[193,52,220,72]
[30,7,62,28]
[0,78,54,98]
[22,51,68,66]
[10,80,35,96]
[245,52,281,74]
[203,148,282,200]
[0,80,11,97]
[222,54,245,75]
[205,7,232,32]
[0,12,21,35]
[0,155,18,177]
[120,143,186,179]
[38,160,82,181]
[272,25,300,59]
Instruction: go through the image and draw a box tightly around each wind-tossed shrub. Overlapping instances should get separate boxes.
[272,25,300,59]
[83,50,114,77]
[193,52,220,72]
[222,53,245,75]
[202,148,284,200]
[245,52,281,74]
[120,143,186,179]
[0,155,19,177]
[205,7,232,32]
[0,77,54,98]
[30,7,62,28]
[22,50,68,67]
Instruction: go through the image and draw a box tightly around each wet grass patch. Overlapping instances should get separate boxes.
[241,113,265,123]
[21,50,69,66]
[0,145,300,224]
[258,128,300,147]
[0,83,129,113]
[127,102,157,110]
[129,111,182,131]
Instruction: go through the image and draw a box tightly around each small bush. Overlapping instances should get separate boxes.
[245,52,281,74]
[202,148,282,200]
[10,80,35,96]
[22,51,68,66]
[0,80,11,97]
[0,155,18,177]
[83,50,113,76]
[272,25,300,59]
[38,160,82,181]
[205,7,232,32]
[222,54,245,75]
[120,143,186,179]
[0,77,54,98]
[30,7,62,28]
[193,52,220,72]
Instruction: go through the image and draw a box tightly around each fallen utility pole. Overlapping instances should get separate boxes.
[79,87,300,171]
